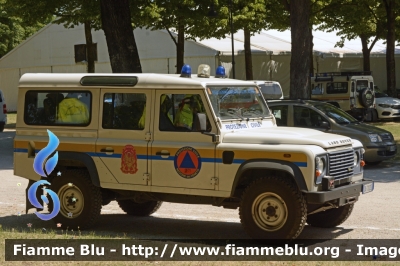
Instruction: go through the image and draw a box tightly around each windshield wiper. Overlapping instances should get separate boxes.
[224,108,247,121]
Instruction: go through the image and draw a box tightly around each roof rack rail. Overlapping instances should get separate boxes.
[315,71,372,77]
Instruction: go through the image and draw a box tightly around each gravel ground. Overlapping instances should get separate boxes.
[1,129,400,240]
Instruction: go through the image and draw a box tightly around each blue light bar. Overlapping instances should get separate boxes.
[180,64,192,78]
[215,66,226,78]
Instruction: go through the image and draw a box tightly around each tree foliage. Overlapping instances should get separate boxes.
[0,0,49,58]
[318,0,386,71]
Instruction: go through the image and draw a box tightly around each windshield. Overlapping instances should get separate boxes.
[313,103,358,124]
[207,86,271,120]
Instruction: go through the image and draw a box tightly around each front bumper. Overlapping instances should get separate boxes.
[376,107,400,119]
[365,143,397,162]
[303,179,374,204]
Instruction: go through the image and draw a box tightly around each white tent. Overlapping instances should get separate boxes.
[0,23,399,111]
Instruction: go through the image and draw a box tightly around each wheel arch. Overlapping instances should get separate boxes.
[56,151,100,187]
[230,159,308,197]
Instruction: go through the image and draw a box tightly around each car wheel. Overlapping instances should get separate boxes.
[0,124,4,132]
[117,200,162,216]
[307,204,354,228]
[49,169,102,229]
[239,177,306,239]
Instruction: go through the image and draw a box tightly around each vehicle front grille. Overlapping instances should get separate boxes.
[328,149,354,180]
[380,133,393,142]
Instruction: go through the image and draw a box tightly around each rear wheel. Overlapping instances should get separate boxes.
[49,169,102,229]
[0,124,4,132]
[307,204,354,228]
[117,200,162,216]
[239,177,307,239]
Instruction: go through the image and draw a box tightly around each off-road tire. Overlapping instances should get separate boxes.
[117,200,162,216]
[239,177,307,239]
[307,204,354,228]
[49,169,102,230]
[359,88,374,108]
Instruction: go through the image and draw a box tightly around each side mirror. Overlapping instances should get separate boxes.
[196,113,207,132]
[320,121,330,130]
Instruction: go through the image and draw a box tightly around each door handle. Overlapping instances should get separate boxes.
[100,147,114,153]
[156,150,170,158]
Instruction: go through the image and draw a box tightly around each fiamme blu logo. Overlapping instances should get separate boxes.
[27,130,61,221]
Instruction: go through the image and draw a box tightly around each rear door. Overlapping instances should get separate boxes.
[96,89,152,185]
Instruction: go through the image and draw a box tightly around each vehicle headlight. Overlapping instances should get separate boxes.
[378,104,391,108]
[315,157,325,176]
[368,134,382,142]
[354,151,359,166]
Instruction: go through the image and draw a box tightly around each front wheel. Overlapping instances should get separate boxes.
[239,177,307,239]
[117,200,162,216]
[49,169,102,229]
[307,204,354,228]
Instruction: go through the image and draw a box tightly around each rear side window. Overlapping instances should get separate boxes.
[24,91,92,126]
[102,92,146,130]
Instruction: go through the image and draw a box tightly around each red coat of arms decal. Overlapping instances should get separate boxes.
[121,145,138,174]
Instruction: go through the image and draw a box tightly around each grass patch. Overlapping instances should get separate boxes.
[372,122,400,142]
[4,113,16,129]
[366,121,400,162]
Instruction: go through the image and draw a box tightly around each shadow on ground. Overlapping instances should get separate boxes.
[0,211,353,241]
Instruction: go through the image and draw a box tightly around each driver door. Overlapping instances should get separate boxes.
[150,90,218,191]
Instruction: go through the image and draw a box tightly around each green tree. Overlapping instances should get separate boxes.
[8,0,143,73]
[101,0,142,73]
[234,0,268,80]
[6,0,100,73]
[274,0,313,99]
[0,0,48,58]
[319,0,386,72]
[382,0,399,97]
[266,0,350,98]
[138,0,227,74]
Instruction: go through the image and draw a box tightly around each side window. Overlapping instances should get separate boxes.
[102,93,146,130]
[326,82,348,94]
[269,105,288,126]
[24,91,91,126]
[311,83,323,95]
[294,106,327,128]
[159,94,210,132]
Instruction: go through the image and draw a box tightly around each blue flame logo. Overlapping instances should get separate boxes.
[28,130,61,221]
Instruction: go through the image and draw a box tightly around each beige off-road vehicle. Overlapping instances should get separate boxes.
[14,65,373,239]
[311,71,377,121]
